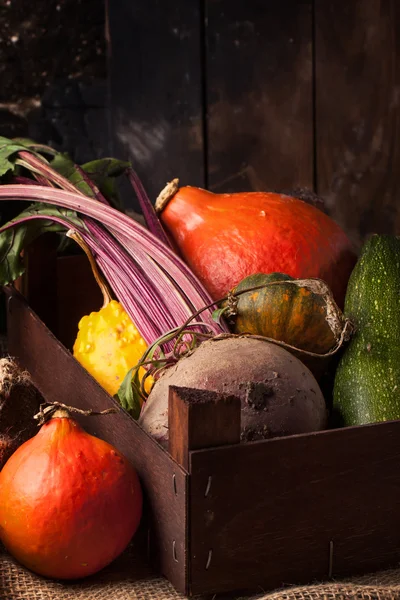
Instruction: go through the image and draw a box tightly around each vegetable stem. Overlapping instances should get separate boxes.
[127,168,172,248]
[155,178,180,214]
[67,229,113,308]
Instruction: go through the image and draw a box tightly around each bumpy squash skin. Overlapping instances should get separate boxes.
[233,273,340,354]
[333,235,400,426]
[159,187,356,307]
[0,416,142,579]
[73,300,150,397]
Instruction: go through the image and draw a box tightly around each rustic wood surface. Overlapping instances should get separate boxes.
[15,240,102,352]
[168,385,241,472]
[315,0,400,248]
[5,287,189,595]
[205,0,314,193]
[107,0,205,205]
[17,234,59,336]
[56,254,103,350]
[107,1,400,244]
[189,421,400,595]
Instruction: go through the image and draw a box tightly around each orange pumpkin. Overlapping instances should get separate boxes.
[155,181,356,307]
[0,408,142,579]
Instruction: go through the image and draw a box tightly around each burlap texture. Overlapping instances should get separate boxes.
[2,544,400,600]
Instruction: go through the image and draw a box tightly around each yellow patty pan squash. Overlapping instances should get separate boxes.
[73,300,152,397]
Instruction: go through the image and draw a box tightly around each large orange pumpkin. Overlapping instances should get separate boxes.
[155,182,356,307]
[0,408,142,579]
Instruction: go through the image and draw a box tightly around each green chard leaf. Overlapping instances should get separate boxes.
[51,153,130,209]
[0,204,84,286]
[11,138,58,156]
[0,136,34,178]
[81,158,130,209]
[212,307,229,323]
[114,367,143,420]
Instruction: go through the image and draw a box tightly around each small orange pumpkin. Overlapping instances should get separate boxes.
[0,406,142,580]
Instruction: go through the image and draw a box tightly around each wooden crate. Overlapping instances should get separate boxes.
[5,254,400,596]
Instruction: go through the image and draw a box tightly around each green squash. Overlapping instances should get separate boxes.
[333,234,400,426]
[232,272,346,355]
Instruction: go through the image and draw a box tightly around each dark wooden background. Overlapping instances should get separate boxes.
[1,1,400,249]
[109,0,400,249]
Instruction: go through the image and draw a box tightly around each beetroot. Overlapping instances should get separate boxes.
[139,336,328,444]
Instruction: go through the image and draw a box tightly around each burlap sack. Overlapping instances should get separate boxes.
[2,543,400,600]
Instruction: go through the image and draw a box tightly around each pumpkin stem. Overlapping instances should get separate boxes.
[155,178,180,214]
[67,229,112,308]
[34,402,118,426]
[224,290,239,318]
[51,408,72,420]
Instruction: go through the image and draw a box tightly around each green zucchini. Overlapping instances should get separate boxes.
[333,234,400,426]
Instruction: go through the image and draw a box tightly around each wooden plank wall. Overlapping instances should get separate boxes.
[108,0,400,247]
[205,0,313,193]
[315,0,400,248]
[107,0,205,202]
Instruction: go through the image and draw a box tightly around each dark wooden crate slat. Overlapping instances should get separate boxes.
[168,386,241,471]
[107,0,205,204]
[5,288,189,594]
[205,0,314,193]
[189,421,400,595]
[315,0,400,247]
[56,255,103,351]
[15,233,59,337]
[15,239,102,352]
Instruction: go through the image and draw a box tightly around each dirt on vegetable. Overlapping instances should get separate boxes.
[0,358,43,469]
[139,335,328,444]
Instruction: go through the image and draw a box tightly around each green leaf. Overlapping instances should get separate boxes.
[212,307,228,322]
[0,203,84,286]
[0,136,32,178]
[115,367,142,420]
[81,158,130,209]
[50,154,130,209]
[50,153,103,199]
[82,157,130,180]
[50,153,86,186]
[11,138,58,156]
[10,137,37,147]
